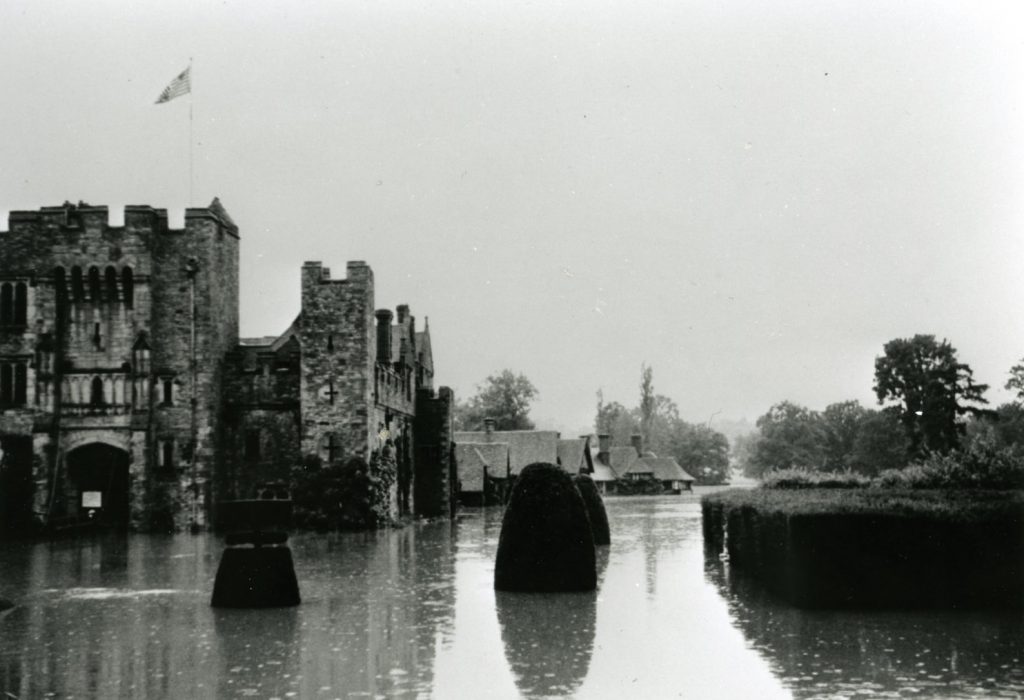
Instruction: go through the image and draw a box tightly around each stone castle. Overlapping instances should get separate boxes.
[0,200,453,533]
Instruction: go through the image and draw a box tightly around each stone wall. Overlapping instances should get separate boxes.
[413,386,454,518]
[0,201,238,531]
[298,261,376,466]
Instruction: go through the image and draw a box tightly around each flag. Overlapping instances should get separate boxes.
[155,67,191,104]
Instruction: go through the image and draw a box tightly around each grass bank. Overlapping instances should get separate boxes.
[702,488,1024,608]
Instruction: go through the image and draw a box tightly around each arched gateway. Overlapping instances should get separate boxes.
[65,443,131,529]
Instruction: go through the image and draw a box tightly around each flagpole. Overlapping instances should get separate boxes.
[189,57,194,206]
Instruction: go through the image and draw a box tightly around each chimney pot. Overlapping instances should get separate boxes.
[484,418,496,437]
[631,434,643,456]
[375,309,394,362]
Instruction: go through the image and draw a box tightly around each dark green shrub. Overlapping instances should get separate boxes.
[573,474,610,545]
[875,442,1024,490]
[291,452,394,531]
[495,463,596,592]
[761,468,871,489]
[701,488,1024,608]
[613,477,665,495]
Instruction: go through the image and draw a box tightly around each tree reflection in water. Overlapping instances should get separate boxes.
[705,550,1024,698]
[495,589,597,698]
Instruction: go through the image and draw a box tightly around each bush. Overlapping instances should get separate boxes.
[875,443,1024,490]
[573,474,611,545]
[291,451,396,531]
[495,463,596,592]
[761,468,871,490]
[613,477,666,495]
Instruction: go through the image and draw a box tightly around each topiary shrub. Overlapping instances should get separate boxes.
[573,474,611,545]
[494,462,596,592]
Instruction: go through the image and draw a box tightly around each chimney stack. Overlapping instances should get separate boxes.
[597,434,610,464]
[631,433,643,456]
[396,304,410,324]
[484,418,496,437]
[375,309,394,362]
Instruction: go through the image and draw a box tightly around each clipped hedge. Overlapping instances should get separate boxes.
[573,474,611,545]
[702,488,1024,608]
[495,463,597,592]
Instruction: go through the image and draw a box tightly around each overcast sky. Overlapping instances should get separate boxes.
[2,0,1023,435]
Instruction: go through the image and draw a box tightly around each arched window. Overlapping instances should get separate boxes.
[88,267,101,301]
[14,283,27,326]
[90,376,104,405]
[105,267,118,303]
[0,283,11,326]
[71,267,84,302]
[121,267,134,309]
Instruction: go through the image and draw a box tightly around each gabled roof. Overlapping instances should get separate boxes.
[454,442,509,492]
[453,430,559,476]
[557,438,590,475]
[608,446,640,477]
[626,455,695,482]
[591,462,618,482]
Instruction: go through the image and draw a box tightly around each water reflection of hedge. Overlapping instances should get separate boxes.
[495,463,596,592]
[703,489,1024,608]
[705,554,1024,697]
[573,474,611,545]
[495,590,597,698]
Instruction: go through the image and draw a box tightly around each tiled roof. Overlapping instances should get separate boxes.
[557,438,589,475]
[630,456,695,482]
[608,446,640,477]
[453,430,559,476]
[454,442,509,492]
[591,462,617,482]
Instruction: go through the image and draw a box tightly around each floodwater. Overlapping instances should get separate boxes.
[0,491,1022,699]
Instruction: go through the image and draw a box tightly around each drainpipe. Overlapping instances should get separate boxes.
[184,257,199,533]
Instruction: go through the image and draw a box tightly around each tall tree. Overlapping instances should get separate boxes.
[639,364,656,448]
[820,400,869,472]
[454,370,538,431]
[848,408,910,475]
[1005,358,1024,404]
[671,423,731,485]
[594,391,639,446]
[873,335,990,456]
[749,401,826,476]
